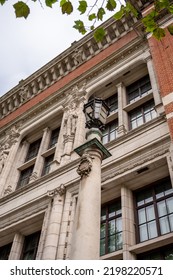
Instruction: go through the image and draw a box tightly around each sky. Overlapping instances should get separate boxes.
[0,1,123,97]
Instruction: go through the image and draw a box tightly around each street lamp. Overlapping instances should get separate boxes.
[84,97,110,131]
[70,98,111,260]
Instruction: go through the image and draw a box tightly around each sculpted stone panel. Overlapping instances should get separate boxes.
[0,123,21,174]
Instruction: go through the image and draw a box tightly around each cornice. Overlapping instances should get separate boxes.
[0,13,141,124]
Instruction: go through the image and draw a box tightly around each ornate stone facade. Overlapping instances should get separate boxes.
[0,1,173,261]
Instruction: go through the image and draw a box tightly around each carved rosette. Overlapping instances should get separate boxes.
[77,152,94,178]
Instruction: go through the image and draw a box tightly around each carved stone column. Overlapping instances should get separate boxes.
[70,130,111,259]
[116,82,128,136]
[8,232,24,260]
[42,184,66,260]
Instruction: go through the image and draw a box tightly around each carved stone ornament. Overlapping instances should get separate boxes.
[77,152,94,178]
[3,185,13,196]
[72,48,83,64]
[47,184,66,197]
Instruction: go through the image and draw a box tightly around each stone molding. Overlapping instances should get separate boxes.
[102,140,170,183]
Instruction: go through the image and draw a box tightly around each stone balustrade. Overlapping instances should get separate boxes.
[0,14,138,120]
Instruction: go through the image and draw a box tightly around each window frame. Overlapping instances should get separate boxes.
[17,165,34,188]
[138,244,173,260]
[105,93,118,113]
[21,231,41,260]
[129,100,157,130]
[42,154,54,176]
[102,119,118,144]
[127,75,152,104]
[49,127,60,149]
[25,139,41,162]
[134,177,173,244]
[100,199,122,256]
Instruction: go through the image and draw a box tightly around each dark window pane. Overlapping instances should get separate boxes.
[127,75,151,104]
[102,120,118,144]
[129,100,156,130]
[25,139,41,162]
[105,94,118,113]
[100,200,122,255]
[42,154,54,176]
[0,243,12,260]
[22,231,40,260]
[17,165,34,188]
[49,128,60,148]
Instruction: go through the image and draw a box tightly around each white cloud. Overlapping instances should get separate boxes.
[0,1,82,96]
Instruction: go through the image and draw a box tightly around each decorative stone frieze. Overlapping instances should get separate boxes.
[0,14,138,120]
[47,184,66,197]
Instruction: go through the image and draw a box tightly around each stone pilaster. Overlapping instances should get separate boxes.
[121,186,136,260]
[8,233,24,260]
[145,54,164,115]
[42,184,65,260]
[116,82,128,136]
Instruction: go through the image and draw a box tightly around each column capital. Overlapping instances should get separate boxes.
[116,82,125,89]
[47,184,66,197]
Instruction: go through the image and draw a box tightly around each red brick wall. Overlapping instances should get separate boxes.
[0,30,137,129]
[148,30,173,140]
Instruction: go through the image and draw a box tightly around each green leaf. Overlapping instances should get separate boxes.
[0,0,6,5]
[73,20,87,35]
[153,27,166,40]
[13,1,30,19]
[156,0,170,11]
[45,0,57,8]
[167,25,173,35]
[90,25,95,31]
[60,0,67,7]
[168,5,173,13]
[94,27,105,42]
[97,7,105,21]
[125,2,138,17]
[113,6,125,20]
[88,13,96,21]
[61,1,73,15]
[106,0,117,11]
[78,1,87,15]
